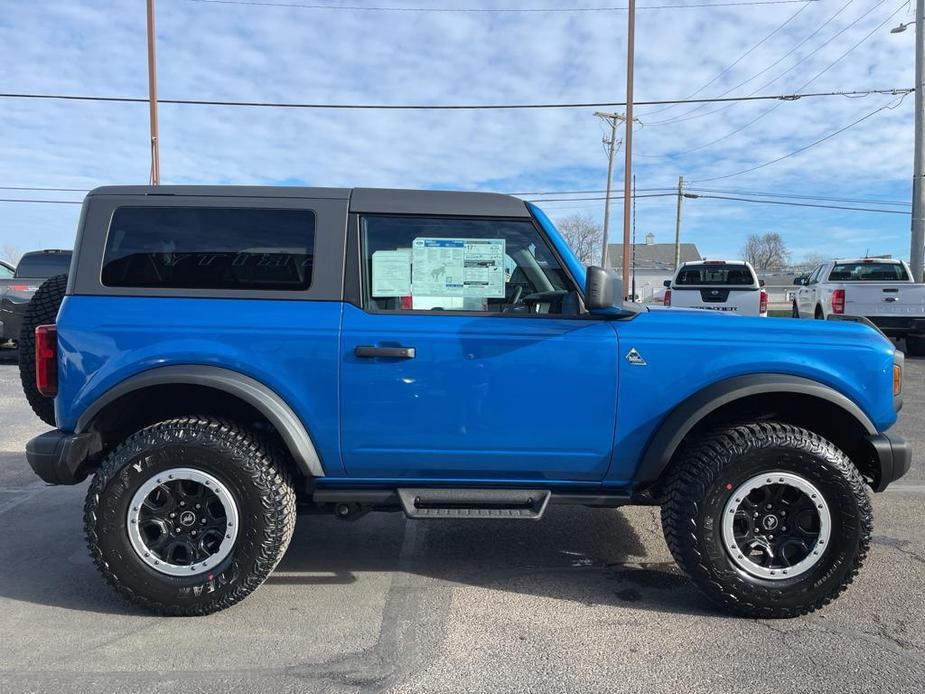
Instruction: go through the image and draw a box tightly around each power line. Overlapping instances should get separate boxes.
[688,193,913,214]
[645,0,865,126]
[185,0,821,12]
[0,198,83,205]
[653,0,910,156]
[0,87,910,111]
[640,1,815,118]
[693,92,910,182]
[531,192,911,214]
[0,186,89,193]
[526,186,913,206]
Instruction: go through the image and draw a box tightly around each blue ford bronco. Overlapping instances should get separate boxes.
[22,185,910,617]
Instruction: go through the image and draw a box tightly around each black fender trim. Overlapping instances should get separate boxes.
[75,365,325,477]
[866,432,911,492]
[635,374,877,485]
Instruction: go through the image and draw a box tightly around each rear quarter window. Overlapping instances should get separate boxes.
[101,207,316,290]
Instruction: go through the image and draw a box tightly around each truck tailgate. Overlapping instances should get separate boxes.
[846,284,925,317]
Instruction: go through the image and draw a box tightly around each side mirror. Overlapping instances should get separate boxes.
[585,266,624,312]
[793,277,806,286]
[663,279,671,287]
[759,279,766,287]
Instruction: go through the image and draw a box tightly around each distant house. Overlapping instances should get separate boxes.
[607,233,702,302]
[607,233,701,272]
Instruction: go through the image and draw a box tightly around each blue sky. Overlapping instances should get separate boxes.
[0,0,918,264]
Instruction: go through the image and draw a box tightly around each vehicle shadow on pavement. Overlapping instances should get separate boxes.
[269,505,718,618]
[0,479,715,617]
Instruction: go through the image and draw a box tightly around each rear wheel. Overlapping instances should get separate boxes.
[661,422,871,618]
[791,301,799,318]
[814,306,825,320]
[904,334,925,356]
[18,274,67,425]
[84,416,297,615]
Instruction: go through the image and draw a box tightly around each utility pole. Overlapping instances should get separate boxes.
[622,0,636,294]
[594,112,625,269]
[912,0,924,281]
[146,0,161,185]
[674,176,684,270]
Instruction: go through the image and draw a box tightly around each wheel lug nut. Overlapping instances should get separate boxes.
[195,504,202,510]
[179,501,186,507]
[169,512,176,518]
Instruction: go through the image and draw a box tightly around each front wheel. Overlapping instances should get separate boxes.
[84,416,297,615]
[661,422,871,618]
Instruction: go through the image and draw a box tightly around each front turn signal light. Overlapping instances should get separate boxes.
[893,364,902,397]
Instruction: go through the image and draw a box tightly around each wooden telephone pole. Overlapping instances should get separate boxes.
[146,0,161,185]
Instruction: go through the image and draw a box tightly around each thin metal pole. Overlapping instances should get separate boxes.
[674,175,684,270]
[621,0,636,294]
[600,116,617,268]
[631,173,637,301]
[911,0,924,281]
[146,0,161,185]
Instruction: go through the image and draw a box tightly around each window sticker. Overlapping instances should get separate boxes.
[371,249,412,297]
[462,239,506,298]
[411,237,505,298]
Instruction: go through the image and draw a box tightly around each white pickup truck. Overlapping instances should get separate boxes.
[663,260,768,316]
[793,257,925,354]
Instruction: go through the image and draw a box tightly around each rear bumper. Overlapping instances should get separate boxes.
[866,432,912,492]
[25,430,100,485]
[868,316,925,337]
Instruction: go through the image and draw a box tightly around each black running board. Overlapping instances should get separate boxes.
[397,488,550,520]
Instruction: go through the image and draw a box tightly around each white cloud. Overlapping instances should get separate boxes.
[0,0,917,261]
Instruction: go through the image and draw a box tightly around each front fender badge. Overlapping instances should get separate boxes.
[625,348,647,366]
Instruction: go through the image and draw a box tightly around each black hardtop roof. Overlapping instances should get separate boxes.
[87,186,531,218]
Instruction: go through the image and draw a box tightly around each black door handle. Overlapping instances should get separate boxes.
[354,345,416,359]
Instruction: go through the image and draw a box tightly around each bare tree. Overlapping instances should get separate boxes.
[1,243,22,266]
[798,252,827,270]
[556,213,602,265]
[742,233,790,271]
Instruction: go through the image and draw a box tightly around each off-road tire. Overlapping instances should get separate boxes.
[904,334,925,357]
[661,422,872,618]
[18,273,67,425]
[814,306,825,320]
[84,416,297,616]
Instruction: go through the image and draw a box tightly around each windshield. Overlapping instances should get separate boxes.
[675,264,754,286]
[829,262,909,281]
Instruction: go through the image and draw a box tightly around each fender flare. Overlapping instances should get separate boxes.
[635,373,877,485]
[76,365,325,477]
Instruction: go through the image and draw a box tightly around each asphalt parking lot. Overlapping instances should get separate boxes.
[0,343,923,694]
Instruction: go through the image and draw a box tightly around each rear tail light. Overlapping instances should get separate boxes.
[35,324,58,397]
[759,289,768,314]
[831,289,845,315]
[663,289,672,307]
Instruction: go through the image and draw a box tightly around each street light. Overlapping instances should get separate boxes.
[891,22,911,33]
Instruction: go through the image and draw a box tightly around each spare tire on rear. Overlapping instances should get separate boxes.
[19,274,67,426]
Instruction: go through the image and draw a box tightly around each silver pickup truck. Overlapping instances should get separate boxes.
[793,258,925,354]
[0,250,71,344]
